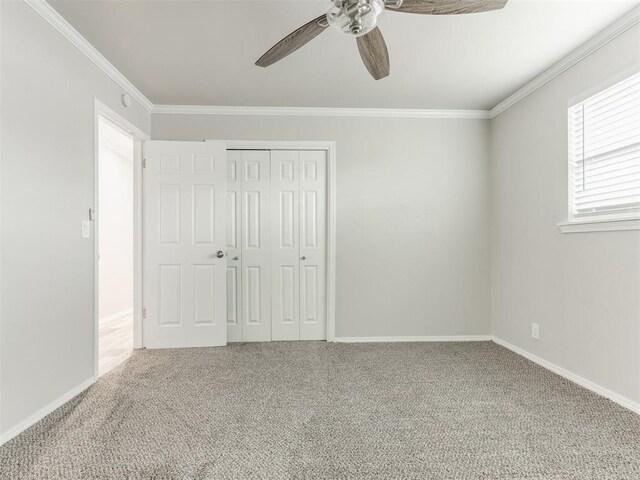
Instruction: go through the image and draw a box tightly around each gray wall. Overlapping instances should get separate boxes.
[490,24,640,404]
[0,2,150,437]
[4,0,637,446]
[152,114,492,339]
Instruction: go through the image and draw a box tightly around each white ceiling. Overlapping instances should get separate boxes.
[49,0,639,110]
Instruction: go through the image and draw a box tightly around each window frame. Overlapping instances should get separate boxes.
[560,71,640,233]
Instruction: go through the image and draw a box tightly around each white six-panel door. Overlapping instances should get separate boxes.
[242,151,272,341]
[227,149,327,342]
[225,151,272,342]
[271,151,301,340]
[143,141,227,348]
[298,151,327,340]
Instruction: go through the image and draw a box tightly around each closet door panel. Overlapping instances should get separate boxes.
[299,151,327,340]
[271,151,300,340]
[226,151,242,342]
[241,151,271,341]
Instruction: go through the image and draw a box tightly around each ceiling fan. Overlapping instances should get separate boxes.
[255,0,508,80]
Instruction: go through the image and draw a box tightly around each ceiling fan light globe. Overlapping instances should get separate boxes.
[326,0,384,37]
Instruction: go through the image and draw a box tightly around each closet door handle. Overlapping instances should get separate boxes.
[301,256,306,260]
[233,256,239,261]
[216,250,225,259]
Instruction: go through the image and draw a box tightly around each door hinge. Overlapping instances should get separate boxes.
[142,308,147,319]
[142,158,147,169]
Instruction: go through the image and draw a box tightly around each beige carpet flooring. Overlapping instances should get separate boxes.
[1,341,639,479]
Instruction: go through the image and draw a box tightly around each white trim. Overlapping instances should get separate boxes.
[132,136,145,350]
[99,308,134,324]
[24,0,153,112]
[94,100,149,381]
[0,377,94,446]
[326,144,337,342]
[224,140,337,150]
[221,140,337,341]
[22,1,640,121]
[334,335,493,343]
[490,5,640,118]
[567,66,640,109]
[558,218,640,233]
[493,337,640,415]
[154,104,490,119]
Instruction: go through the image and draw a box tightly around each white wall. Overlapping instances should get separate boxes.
[0,2,150,439]
[491,24,640,404]
[98,121,134,321]
[152,114,492,339]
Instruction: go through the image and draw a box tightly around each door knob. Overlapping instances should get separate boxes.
[301,256,306,260]
[216,250,225,258]
[233,256,239,261]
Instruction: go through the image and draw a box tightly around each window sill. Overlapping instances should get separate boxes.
[558,218,640,233]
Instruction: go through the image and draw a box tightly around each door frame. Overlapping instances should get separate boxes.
[93,99,149,379]
[215,140,337,341]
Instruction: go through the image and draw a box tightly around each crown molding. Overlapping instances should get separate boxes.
[23,1,640,121]
[24,0,486,119]
[25,0,154,112]
[490,5,640,119]
[152,104,491,119]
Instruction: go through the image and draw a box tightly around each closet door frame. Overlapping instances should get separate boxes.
[211,140,337,342]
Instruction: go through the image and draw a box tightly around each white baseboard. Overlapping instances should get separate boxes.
[492,336,640,415]
[334,335,493,343]
[100,308,133,324]
[0,377,95,446]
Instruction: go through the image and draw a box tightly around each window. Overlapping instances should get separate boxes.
[568,71,640,222]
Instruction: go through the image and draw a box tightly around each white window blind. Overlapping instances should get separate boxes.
[568,71,640,220]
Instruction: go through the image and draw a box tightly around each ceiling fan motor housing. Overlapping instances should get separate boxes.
[327,0,389,37]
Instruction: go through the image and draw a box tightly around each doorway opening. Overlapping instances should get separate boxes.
[93,100,147,376]
[97,116,135,376]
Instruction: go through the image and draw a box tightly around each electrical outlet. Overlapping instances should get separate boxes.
[531,323,540,340]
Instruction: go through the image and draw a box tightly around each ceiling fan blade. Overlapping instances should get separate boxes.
[256,14,329,67]
[388,0,507,15]
[356,27,390,80]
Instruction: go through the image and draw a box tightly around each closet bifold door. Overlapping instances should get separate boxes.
[226,151,242,342]
[271,151,301,340]
[227,148,326,343]
[240,150,271,342]
[299,151,327,340]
